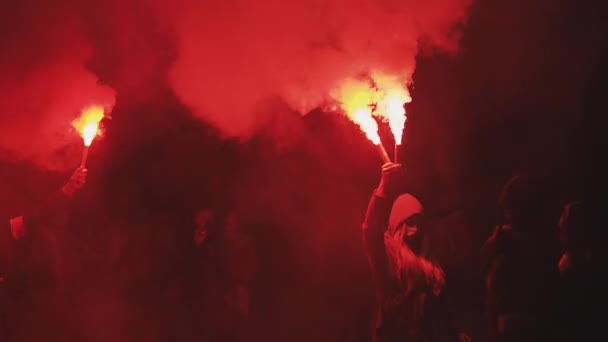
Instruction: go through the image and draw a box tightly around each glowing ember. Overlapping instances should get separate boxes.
[72,105,104,146]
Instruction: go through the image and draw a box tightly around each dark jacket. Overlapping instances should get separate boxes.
[1,190,71,293]
[481,225,561,342]
[1,190,71,340]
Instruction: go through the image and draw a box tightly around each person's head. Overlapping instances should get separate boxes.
[387,193,426,254]
[498,175,547,229]
[384,193,445,293]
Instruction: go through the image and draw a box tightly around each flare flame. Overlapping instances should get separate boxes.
[72,105,104,146]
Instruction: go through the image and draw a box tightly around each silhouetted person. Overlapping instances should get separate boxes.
[362,162,470,342]
[481,175,561,342]
[210,212,257,342]
[557,201,608,339]
[0,167,87,340]
[187,207,221,340]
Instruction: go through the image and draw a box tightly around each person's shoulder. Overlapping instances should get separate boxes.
[481,225,512,269]
[483,225,510,250]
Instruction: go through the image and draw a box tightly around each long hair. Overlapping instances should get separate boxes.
[384,225,445,297]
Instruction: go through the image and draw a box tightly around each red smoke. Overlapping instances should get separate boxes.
[0,0,470,168]
[0,1,115,171]
[168,0,471,138]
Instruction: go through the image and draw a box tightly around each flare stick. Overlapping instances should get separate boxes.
[80,146,89,168]
[394,144,400,163]
[377,144,392,164]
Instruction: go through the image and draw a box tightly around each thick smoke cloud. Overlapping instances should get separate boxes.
[168,0,471,138]
[0,0,470,168]
[0,1,115,171]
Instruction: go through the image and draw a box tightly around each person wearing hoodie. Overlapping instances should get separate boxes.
[362,162,470,342]
[481,175,561,342]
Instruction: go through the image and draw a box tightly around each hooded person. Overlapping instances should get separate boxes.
[362,162,469,342]
[481,175,561,342]
[556,200,608,339]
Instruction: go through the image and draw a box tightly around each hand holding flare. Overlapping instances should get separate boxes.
[373,72,410,163]
[72,105,104,168]
[380,94,406,163]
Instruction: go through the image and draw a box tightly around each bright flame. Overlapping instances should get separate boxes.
[72,105,104,146]
[353,107,381,145]
[379,92,408,144]
[372,72,411,145]
[333,73,412,145]
[332,78,381,145]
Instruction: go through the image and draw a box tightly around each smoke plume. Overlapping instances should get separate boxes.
[0,0,470,167]
[168,0,471,138]
[0,1,115,171]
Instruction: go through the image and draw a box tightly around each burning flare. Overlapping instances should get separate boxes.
[333,78,391,163]
[379,92,407,145]
[353,107,381,145]
[373,72,411,146]
[333,79,381,144]
[72,105,104,146]
[333,73,411,146]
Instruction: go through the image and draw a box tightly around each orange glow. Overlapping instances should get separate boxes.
[333,74,411,146]
[373,72,411,145]
[72,105,104,146]
[333,79,382,145]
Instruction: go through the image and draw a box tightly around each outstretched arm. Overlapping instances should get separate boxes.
[362,190,393,298]
[8,167,87,241]
[361,163,403,299]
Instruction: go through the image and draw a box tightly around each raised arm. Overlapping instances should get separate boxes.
[9,167,87,241]
[361,162,403,298]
